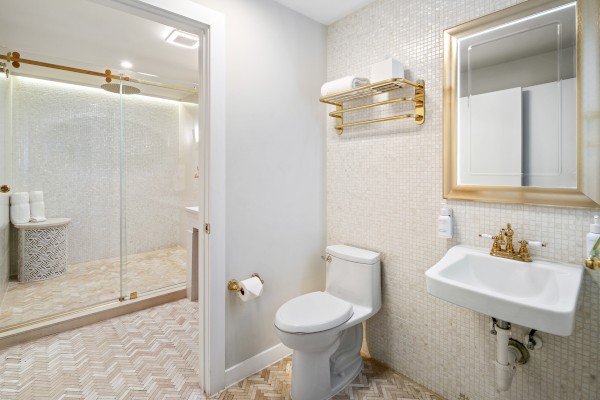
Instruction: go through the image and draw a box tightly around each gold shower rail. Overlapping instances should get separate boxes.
[319,78,425,134]
[0,51,198,94]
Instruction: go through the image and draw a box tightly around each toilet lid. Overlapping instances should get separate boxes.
[275,292,353,334]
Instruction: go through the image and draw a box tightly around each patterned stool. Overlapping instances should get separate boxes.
[13,218,71,282]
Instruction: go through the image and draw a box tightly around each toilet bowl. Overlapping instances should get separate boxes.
[274,245,381,400]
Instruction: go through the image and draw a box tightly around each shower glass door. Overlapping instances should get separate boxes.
[120,71,198,299]
[0,46,197,331]
[0,50,123,329]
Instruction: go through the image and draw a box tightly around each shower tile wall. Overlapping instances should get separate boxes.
[9,76,190,265]
[327,1,600,400]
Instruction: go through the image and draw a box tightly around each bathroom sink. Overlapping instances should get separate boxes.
[425,245,583,336]
[184,206,200,229]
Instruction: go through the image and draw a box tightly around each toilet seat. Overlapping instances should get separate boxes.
[275,292,353,334]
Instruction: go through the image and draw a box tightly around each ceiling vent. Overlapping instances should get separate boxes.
[165,29,199,49]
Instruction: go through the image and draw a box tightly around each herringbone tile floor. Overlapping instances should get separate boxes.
[216,356,445,400]
[0,298,444,400]
[0,299,204,399]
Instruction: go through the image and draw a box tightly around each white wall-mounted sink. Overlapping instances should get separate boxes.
[185,206,200,229]
[426,245,584,336]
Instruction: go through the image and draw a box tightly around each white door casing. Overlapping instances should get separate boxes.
[90,0,226,394]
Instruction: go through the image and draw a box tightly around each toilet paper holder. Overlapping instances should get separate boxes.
[228,273,264,293]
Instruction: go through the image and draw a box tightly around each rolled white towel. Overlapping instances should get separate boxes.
[321,76,370,97]
[30,203,46,222]
[10,192,29,205]
[10,203,30,224]
[29,191,46,222]
[29,191,44,202]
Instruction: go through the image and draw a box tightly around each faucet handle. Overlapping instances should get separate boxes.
[517,240,533,261]
[518,240,529,252]
[523,240,547,248]
[491,235,504,252]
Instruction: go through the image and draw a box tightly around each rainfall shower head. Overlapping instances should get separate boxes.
[100,83,140,95]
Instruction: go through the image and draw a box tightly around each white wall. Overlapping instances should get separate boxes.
[190,0,327,369]
[327,1,600,399]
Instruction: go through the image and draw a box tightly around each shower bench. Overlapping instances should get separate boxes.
[13,218,71,282]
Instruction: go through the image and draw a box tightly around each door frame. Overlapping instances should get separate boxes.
[94,0,226,394]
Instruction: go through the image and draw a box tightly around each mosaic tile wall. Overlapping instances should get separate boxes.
[326,1,600,399]
[10,76,190,264]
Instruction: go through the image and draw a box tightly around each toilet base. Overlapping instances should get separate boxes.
[330,356,363,397]
[289,324,364,400]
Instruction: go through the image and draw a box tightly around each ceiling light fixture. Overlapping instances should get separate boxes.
[165,29,199,49]
[120,60,133,69]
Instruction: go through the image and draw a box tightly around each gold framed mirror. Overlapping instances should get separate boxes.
[443,0,600,208]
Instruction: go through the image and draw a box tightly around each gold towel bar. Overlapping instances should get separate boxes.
[328,96,417,117]
[228,273,264,292]
[319,78,425,134]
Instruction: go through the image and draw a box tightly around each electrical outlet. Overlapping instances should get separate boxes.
[458,394,470,400]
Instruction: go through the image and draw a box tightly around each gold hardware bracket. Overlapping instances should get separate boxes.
[227,279,241,292]
[204,223,211,234]
[228,273,264,293]
[585,257,600,270]
[0,185,9,193]
[130,292,138,299]
[414,79,425,125]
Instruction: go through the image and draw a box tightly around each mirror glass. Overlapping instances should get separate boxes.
[456,2,576,188]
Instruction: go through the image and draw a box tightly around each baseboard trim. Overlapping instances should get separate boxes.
[224,342,292,387]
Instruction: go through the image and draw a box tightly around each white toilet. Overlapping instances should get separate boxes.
[274,245,381,400]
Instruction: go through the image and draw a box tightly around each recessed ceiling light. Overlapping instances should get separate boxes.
[121,60,133,69]
[165,29,199,49]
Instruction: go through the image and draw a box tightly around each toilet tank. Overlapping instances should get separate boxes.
[325,245,381,311]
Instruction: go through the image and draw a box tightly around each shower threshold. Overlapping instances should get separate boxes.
[0,284,186,349]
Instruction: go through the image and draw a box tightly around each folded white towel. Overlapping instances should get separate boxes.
[321,76,370,97]
[29,191,44,202]
[30,202,46,222]
[10,192,29,205]
[10,203,30,224]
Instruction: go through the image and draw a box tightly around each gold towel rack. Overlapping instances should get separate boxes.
[319,78,425,135]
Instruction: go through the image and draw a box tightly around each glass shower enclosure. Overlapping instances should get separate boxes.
[0,46,199,331]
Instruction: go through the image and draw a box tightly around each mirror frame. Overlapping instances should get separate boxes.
[443,0,600,208]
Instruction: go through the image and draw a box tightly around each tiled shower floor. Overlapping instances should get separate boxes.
[0,247,186,328]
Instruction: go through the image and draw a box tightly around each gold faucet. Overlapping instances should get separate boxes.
[489,223,532,262]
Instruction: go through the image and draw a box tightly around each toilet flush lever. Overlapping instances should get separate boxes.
[321,255,332,263]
